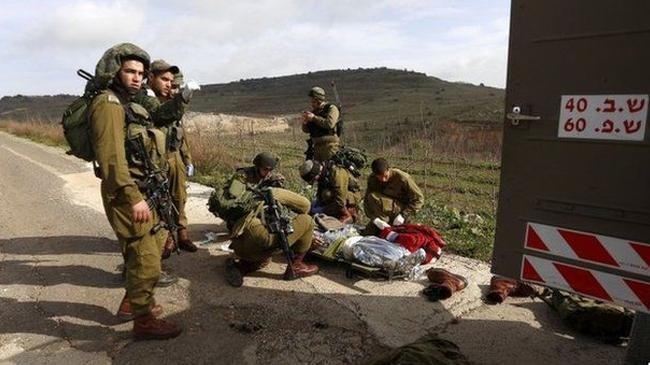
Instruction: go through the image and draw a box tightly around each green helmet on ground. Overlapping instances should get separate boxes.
[94,43,150,89]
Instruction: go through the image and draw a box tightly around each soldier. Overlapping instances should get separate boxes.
[302,86,340,161]
[171,71,194,180]
[88,43,181,340]
[235,152,285,188]
[213,178,317,287]
[299,160,361,223]
[135,60,198,256]
[364,158,424,225]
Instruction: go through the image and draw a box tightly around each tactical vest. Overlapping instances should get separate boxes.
[307,103,339,138]
[123,102,168,179]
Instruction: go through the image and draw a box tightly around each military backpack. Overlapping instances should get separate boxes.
[61,69,100,162]
[330,146,368,177]
[208,176,260,224]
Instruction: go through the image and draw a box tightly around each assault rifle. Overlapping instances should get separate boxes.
[126,134,180,255]
[258,187,296,278]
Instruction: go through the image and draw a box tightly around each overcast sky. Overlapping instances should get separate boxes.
[0,0,510,96]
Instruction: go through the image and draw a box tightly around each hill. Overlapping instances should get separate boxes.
[0,67,504,126]
[0,94,77,122]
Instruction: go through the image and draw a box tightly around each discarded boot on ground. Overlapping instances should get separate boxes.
[224,257,271,287]
[485,276,537,304]
[161,234,176,259]
[133,313,182,341]
[284,253,319,280]
[423,268,468,301]
[177,227,198,252]
[116,294,163,322]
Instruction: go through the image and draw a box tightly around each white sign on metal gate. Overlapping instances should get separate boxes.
[558,94,648,141]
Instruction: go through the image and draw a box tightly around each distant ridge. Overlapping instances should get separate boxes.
[0,67,504,128]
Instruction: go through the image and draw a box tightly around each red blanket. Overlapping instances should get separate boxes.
[379,223,446,264]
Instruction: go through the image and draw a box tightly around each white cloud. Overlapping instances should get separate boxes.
[0,0,511,96]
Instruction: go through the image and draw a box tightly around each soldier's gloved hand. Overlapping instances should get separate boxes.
[186,164,195,177]
[181,80,201,102]
[393,214,405,226]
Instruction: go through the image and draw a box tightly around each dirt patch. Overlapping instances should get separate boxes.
[183,112,294,135]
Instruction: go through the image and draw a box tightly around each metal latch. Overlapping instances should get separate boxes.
[507,106,541,126]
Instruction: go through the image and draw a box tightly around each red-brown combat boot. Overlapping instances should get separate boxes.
[283,253,319,280]
[485,276,537,304]
[161,234,176,260]
[116,294,163,322]
[133,313,182,341]
[177,227,198,252]
[424,268,468,300]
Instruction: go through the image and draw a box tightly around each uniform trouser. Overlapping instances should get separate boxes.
[101,183,165,317]
[364,191,405,223]
[168,150,188,228]
[230,214,314,263]
[312,136,340,162]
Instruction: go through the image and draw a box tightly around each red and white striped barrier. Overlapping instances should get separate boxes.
[521,255,650,313]
[525,222,650,276]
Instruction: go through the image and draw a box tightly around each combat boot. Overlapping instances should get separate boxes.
[485,276,537,304]
[116,294,163,322]
[177,227,198,252]
[423,268,468,300]
[283,253,319,280]
[224,257,271,287]
[161,234,176,260]
[133,313,182,341]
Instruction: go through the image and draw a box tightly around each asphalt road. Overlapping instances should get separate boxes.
[0,131,626,364]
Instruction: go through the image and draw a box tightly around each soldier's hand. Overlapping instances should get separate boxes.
[304,111,315,121]
[132,200,152,223]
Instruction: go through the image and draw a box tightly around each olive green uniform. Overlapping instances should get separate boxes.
[316,165,361,218]
[302,102,340,161]
[364,168,424,222]
[229,187,313,262]
[89,90,167,317]
[134,90,190,228]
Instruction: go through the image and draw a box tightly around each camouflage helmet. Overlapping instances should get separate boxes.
[299,160,322,182]
[94,43,150,89]
[253,152,279,169]
[308,86,326,101]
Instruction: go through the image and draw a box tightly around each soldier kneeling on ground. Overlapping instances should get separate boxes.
[364,158,424,231]
[209,166,318,287]
[299,159,361,223]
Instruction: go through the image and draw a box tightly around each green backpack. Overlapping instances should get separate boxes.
[330,146,368,177]
[207,176,260,223]
[61,70,100,162]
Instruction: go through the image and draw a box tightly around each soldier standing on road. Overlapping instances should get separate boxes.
[299,160,361,223]
[302,86,341,161]
[88,43,181,340]
[171,71,195,183]
[134,60,198,257]
[364,158,424,227]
